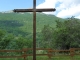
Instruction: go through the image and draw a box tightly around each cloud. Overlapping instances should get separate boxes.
[57,0,80,18]
[57,4,80,17]
[37,0,80,19]
[37,0,57,8]
[75,15,80,19]
[36,0,57,15]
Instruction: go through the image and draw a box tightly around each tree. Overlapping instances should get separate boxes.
[54,19,80,49]
[0,30,14,49]
[41,25,54,48]
[0,29,6,49]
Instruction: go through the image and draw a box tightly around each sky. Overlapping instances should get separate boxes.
[0,0,80,19]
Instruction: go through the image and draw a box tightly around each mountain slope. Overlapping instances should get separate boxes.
[0,12,66,35]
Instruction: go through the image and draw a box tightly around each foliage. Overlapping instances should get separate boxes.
[41,25,54,48]
[0,29,32,50]
[41,17,80,49]
[0,12,80,50]
[0,12,66,49]
[53,18,80,49]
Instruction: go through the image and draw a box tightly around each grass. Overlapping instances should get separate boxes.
[0,55,80,60]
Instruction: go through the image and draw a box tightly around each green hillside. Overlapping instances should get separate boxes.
[0,12,66,35]
[0,12,80,50]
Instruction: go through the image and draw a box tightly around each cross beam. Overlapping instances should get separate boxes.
[13,8,56,12]
[13,0,56,60]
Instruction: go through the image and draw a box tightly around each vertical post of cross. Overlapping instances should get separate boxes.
[33,0,36,60]
[13,0,56,60]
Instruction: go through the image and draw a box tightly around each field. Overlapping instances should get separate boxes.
[0,48,80,60]
[0,55,80,60]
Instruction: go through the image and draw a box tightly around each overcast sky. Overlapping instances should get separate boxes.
[0,0,80,19]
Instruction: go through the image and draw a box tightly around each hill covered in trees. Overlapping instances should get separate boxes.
[0,12,80,50]
[0,12,66,33]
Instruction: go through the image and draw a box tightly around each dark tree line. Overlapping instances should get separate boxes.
[41,17,80,49]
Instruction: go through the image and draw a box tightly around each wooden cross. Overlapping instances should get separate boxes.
[13,0,56,60]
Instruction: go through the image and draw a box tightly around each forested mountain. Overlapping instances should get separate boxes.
[0,12,66,33]
[0,12,80,50]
